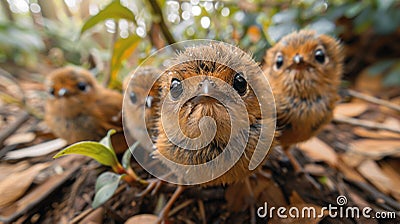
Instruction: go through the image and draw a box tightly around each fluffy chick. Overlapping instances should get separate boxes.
[45,66,123,144]
[154,42,276,186]
[123,66,161,151]
[262,30,343,167]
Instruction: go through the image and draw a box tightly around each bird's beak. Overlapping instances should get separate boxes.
[293,54,303,64]
[58,88,68,97]
[198,79,215,96]
[145,96,153,108]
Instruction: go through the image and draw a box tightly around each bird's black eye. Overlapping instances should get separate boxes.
[49,88,55,96]
[275,54,284,69]
[170,78,183,100]
[315,49,325,64]
[129,92,137,104]
[233,72,247,96]
[77,82,87,91]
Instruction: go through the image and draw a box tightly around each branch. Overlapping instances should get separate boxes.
[0,111,29,148]
[333,115,400,134]
[148,0,177,45]
[347,89,400,112]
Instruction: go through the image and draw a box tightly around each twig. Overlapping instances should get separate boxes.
[103,20,119,87]
[333,114,400,134]
[168,199,194,217]
[0,111,30,147]
[148,0,177,45]
[70,208,94,224]
[347,89,400,112]
[346,180,400,212]
[197,200,207,224]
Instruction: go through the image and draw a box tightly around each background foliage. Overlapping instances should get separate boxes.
[0,0,399,87]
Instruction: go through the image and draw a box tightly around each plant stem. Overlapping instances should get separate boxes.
[148,0,176,45]
[103,20,119,87]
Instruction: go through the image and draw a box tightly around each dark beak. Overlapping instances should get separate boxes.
[293,54,303,64]
[58,88,68,97]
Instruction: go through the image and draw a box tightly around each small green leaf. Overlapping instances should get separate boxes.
[93,172,123,208]
[80,0,136,34]
[53,141,118,167]
[100,129,117,155]
[122,141,139,169]
[110,34,141,88]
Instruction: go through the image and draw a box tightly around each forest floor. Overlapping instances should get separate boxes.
[0,63,399,224]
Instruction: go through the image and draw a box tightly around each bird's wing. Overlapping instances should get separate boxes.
[93,89,124,132]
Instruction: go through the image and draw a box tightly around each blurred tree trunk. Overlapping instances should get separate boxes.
[37,0,59,21]
[1,0,14,22]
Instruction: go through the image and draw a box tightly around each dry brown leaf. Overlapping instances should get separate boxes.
[0,163,49,207]
[298,137,338,167]
[5,138,67,160]
[334,103,368,117]
[125,214,159,224]
[354,69,383,95]
[337,156,366,183]
[383,117,400,129]
[79,207,104,224]
[350,140,400,159]
[0,162,30,181]
[357,160,393,194]
[379,162,400,201]
[353,127,400,139]
[4,132,36,146]
[303,164,326,176]
[381,96,400,116]
[339,151,365,168]
[0,156,86,222]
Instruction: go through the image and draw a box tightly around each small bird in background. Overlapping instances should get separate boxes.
[152,42,277,222]
[262,30,344,171]
[123,66,161,151]
[45,66,126,153]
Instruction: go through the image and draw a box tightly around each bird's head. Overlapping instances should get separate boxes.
[46,67,97,100]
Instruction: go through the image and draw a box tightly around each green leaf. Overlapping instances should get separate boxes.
[80,0,136,34]
[122,141,139,169]
[100,129,117,155]
[345,2,365,18]
[53,141,118,167]
[110,34,141,87]
[93,172,123,208]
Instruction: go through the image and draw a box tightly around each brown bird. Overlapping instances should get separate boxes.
[152,42,277,221]
[262,30,344,170]
[45,66,124,148]
[123,66,161,151]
